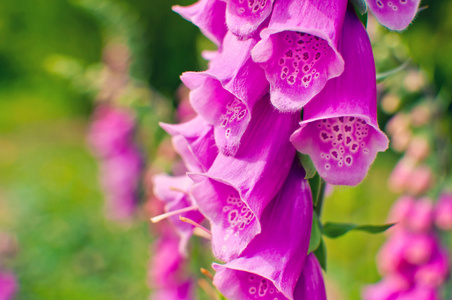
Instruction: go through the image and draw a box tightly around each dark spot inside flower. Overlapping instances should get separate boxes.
[349,117,355,121]
[344,125,352,132]
[346,137,352,144]
[303,52,309,60]
[338,117,344,122]
[297,40,304,44]
[304,65,309,72]
[352,144,358,151]
[346,157,352,164]
[321,132,329,140]
[332,151,338,158]
[287,75,295,84]
[337,133,343,141]
[279,58,284,65]
[315,52,321,60]
[333,125,340,132]
[285,50,293,57]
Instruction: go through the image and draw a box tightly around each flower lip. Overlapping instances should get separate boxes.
[366,0,421,31]
[210,161,313,299]
[223,0,275,40]
[188,172,261,262]
[172,0,227,46]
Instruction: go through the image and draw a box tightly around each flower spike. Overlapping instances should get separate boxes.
[153,174,205,255]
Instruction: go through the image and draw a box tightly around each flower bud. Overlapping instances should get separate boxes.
[434,192,452,231]
[403,233,435,265]
[406,136,430,163]
[388,158,415,193]
[406,197,434,233]
[406,166,433,196]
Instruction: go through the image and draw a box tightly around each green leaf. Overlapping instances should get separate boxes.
[376,60,411,83]
[322,222,395,239]
[314,238,327,271]
[351,0,368,14]
[298,153,317,179]
[217,292,227,300]
[308,173,320,207]
[308,213,322,254]
[358,12,368,28]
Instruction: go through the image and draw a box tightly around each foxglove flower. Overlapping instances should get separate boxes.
[149,235,194,300]
[222,0,274,39]
[160,115,217,173]
[172,0,227,46]
[251,0,347,112]
[182,31,268,156]
[150,235,184,287]
[190,96,298,261]
[212,161,313,300]
[99,146,142,220]
[365,0,421,31]
[153,174,204,255]
[290,5,389,186]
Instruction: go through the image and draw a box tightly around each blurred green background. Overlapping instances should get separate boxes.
[0,0,450,299]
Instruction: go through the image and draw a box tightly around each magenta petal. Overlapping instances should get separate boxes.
[161,116,217,173]
[0,272,17,300]
[223,0,274,39]
[290,5,389,186]
[366,0,421,31]
[212,162,312,300]
[190,96,298,261]
[172,0,227,46]
[182,32,269,156]
[150,236,184,288]
[251,0,347,112]
[435,192,452,230]
[415,249,450,288]
[362,278,403,300]
[153,174,204,255]
[293,254,326,300]
[150,281,194,300]
[396,286,439,300]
